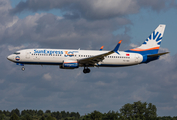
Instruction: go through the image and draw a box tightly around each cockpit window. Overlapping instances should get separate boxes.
[13,52,20,55]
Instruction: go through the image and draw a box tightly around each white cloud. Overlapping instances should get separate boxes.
[129,43,138,48]
[6,16,19,28]
[24,13,46,27]
[159,47,171,62]
[8,45,26,51]
[43,73,52,81]
[56,16,63,20]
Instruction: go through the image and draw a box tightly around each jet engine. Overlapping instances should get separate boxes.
[60,60,79,69]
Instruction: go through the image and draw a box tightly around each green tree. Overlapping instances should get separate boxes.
[11,108,20,117]
[3,110,11,117]
[76,112,80,119]
[10,113,19,120]
[24,114,33,120]
[90,110,102,120]
[70,112,78,119]
[56,111,62,120]
[51,112,56,118]
[61,111,67,118]
[38,110,44,116]
[0,114,5,120]
[40,115,46,120]
[46,116,55,120]
[120,101,157,120]
[120,103,133,119]
[103,111,119,120]
[45,110,51,114]
[144,103,157,119]
[21,110,26,116]
[21,109,36,117]
[0,110,2,115]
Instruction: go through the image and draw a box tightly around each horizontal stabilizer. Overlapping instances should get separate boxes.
[147,52,169,57]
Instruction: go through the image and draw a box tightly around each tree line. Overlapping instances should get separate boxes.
[0,101,177,120]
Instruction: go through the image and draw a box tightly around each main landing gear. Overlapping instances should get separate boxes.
[21,67,25,71]
[83,67,90,74]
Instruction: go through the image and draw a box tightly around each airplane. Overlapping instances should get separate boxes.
[7,24,169,74]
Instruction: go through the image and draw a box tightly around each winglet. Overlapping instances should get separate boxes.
[113,40,122,52]
[100,46,104,51]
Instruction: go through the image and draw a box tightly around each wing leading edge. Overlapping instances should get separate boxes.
[78,40,122,66]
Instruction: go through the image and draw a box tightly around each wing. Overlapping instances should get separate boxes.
[78,40,122,66]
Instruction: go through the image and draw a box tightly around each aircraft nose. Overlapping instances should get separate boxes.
[7,55,13,61]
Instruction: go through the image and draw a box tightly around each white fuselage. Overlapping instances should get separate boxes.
[7,49,143,67]
[7,25,166,73]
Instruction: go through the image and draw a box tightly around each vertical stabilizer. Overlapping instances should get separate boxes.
[138,24,166,49]
[128,24,166,55]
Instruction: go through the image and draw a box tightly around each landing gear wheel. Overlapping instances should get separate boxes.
[83,68,90,74]
[83,69,87,74]
[86,68,90,73]
[21,67,25,71]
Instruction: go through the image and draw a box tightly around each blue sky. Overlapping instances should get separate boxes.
[1,0,177,117]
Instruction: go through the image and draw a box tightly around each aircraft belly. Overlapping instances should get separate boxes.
[101,58,138,66]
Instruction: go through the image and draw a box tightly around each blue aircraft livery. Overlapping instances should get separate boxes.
[143,31,162,45]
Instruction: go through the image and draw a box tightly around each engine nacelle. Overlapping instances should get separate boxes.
[60,60,79,69]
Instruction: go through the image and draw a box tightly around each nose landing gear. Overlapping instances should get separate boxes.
[83,67,90,74]
[21,67,25,71]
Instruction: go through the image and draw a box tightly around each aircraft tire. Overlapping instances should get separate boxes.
[21,67,25,71]
[86,68,90,73]
[83,69,87,74]
[83,68,90,74]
